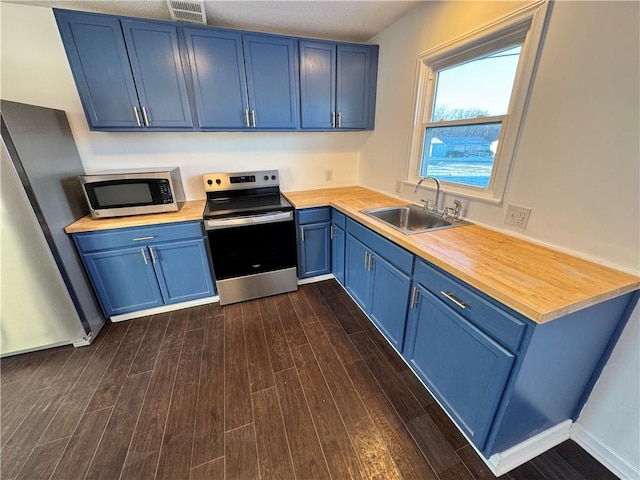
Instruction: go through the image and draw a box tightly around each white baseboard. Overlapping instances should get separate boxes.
[571,423,639,480]
[486,420,572,476]
[110,295,219,322]
[297,273,335,285]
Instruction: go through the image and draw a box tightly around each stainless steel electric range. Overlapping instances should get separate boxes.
[202,170,298,305]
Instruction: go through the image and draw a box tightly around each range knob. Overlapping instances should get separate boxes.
[216,178,221,185]
[207,179,213,185]
[264,175,269,181]
[271,175,276,180]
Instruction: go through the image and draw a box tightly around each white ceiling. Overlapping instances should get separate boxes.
[5,0,423,42]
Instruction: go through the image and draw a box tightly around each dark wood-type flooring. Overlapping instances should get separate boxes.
[1,280,618,480]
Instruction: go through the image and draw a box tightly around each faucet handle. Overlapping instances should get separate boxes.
[420,199,432,211]
[453,200,462,221]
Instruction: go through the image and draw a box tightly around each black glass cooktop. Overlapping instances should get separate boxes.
[204,193,292,219]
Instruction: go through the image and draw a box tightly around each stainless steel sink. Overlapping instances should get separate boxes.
[361,204,471,235]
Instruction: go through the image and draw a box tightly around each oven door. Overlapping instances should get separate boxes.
[205,211,297,280]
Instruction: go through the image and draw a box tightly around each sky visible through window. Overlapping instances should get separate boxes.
[423,46,521,187]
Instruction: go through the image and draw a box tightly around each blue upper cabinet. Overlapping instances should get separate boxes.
[55,11,141,129]
[54,10,193,130]
[299,41,336,129]
[183,27,249,129]
[337,44,378,130]
[243,34,300,129]
[120,20,193,129]
[300,40,378,130]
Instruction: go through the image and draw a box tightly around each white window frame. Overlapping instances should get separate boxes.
[407,1,551,204]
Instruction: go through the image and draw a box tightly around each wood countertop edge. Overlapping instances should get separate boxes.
[283,189,640,324]
[64,200,206,234]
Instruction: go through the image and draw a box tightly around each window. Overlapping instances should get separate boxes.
[408,1,549,202]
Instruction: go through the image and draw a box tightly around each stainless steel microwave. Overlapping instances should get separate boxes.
[79,167,185,219]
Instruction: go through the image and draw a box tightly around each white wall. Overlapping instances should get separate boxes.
[362,0,640,473]
[0,2,363,198]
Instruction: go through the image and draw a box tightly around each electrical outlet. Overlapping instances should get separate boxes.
[325,169,333,182]
[395,181,402,194]
[504,204,532,229]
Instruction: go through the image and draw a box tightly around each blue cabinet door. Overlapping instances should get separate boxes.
[345,234,372,310]
[404,286,515,449]
[299,223,331,278]
[183,27,250,129]
[331,225,345,285]
[54,10,141,129]
[83,246,163,316]
[369,255,411,350]
[151,239,215,304]
[121,20,193,129]
[299,40,336,129]
[243,34,299,129]
[337,44,378,130]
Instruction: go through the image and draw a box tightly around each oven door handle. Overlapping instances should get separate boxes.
[205,211,293,230]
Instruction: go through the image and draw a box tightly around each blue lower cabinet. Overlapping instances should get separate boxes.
[331,224,345,285]
[151,239,215,304]
[404,285,515,449]
[345,234,373,309]
[83,246,164,316]
[74,222,215,317]
[298,223,331,278]
[369,255,412,350]
[345,230,412,349]
[297,208,332,279]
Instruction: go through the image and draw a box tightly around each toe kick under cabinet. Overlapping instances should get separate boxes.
[72,221,216,318]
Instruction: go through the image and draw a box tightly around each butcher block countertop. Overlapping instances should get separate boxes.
[283,186,640,324]
[64,200,206,234]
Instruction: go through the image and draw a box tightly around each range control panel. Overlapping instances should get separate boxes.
[203,170,279,192]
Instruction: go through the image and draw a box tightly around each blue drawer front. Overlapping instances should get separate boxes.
[346,218,413,275]
[74,221,205,253]
[414,259,527,352]
[331,209,346,229]
[298,207,331,224]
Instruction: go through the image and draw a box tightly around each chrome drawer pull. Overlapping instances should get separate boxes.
[440,291,466,309]
[133,236,155,241]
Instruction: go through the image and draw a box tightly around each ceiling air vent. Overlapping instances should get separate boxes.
[166,0,207,24]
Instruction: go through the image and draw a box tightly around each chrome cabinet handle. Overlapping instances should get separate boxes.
[140,248,148,265]
[410,286,419,308]
[133,236,154,241]
[331,112,336,128]
[250,110,256,127]
[364,251,369,270]
[141,106,150,126]
[330,225,334,239]
[440,291,467,309]
[337,111,341,128]
[300,226,305,242]
[149,246,157,264]
[133,106,141,127]
[244,109,251,127]
[368,251,374,270]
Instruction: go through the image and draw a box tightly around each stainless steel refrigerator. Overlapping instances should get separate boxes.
[1,100,106,356]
